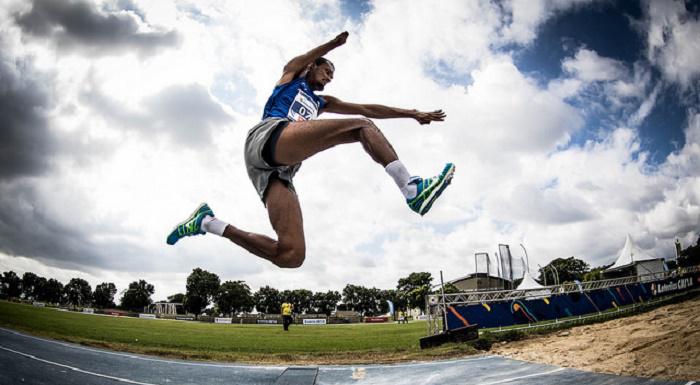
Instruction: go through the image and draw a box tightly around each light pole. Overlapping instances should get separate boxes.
[551,263,560,285]
[538,264,546,286]
[520,243,530,274]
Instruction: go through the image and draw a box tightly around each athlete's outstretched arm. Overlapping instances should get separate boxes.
[277,32,348,85]
[321,95,446,125]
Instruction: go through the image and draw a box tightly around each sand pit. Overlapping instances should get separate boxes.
[491,293,700,381]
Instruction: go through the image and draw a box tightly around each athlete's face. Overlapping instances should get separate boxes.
[307,63,334,91]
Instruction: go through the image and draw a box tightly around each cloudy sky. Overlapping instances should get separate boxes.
[1,0,699,301]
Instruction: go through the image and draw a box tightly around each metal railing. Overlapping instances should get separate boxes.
[425,265,700,336]
[427,266,699,306]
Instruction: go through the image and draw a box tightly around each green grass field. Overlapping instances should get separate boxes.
[0,301,476,364]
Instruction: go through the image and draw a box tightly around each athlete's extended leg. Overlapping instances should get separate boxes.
[274,118,398,167]
[218,177,305,268]
[273,118,455,216]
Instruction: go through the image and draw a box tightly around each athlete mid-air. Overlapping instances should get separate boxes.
[167,31,455,268]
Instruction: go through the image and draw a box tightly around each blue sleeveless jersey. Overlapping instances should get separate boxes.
[262,77,326,121]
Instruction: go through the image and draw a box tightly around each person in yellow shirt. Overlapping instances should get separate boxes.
[397,310,407,324]
[281,302,293,331]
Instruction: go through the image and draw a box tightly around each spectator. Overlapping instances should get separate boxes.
[281,302,294,331]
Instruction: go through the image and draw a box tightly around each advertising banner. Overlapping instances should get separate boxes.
[651,277,695,296]
[302,319,327,325]
[214,317,232,324]
[364,316,389,323]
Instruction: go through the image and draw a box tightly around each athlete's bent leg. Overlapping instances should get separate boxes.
[219,178,305,268]
[264,178,305,268]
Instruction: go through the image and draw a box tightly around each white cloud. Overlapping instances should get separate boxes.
[500,0,548,44]
[665,112,700,178]
[643,112,700,241]
[611,62,651,100]
[627,82,660,127]
[562,48,628,82]
[493,182,596,225]
[646,0,700,89]
[642,180,700,239]
[453,57,583,155]
[559,48,658,129]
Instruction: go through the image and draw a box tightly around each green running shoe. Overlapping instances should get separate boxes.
[166,203,214,245]
[407,163,455,216]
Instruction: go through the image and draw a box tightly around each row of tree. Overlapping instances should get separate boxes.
[678,236,700,267]
[0,267,437,316]
[0,271,155,311]
[175,268,435,317]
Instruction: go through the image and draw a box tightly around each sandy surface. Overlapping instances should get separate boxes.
[491,294,700,381]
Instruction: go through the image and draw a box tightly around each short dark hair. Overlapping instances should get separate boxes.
[314,57,335,71]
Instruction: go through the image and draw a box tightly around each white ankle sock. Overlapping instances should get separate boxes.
[385,160,416,199]
[201,215,228,236]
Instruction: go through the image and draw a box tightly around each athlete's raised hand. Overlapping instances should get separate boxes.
[280,31,349,85]
[413,109,446,125]
[332,31,349,47]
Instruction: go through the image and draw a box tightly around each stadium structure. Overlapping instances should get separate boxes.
[425,235,700,338]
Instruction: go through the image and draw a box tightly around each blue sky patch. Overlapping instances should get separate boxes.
[424,59,474,88]
[340,0,373,22]
[512,1,686,164]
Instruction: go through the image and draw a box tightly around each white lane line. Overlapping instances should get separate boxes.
[685,382,696,385]
[0,345,156,385]
[320,355,496,371]
[376,355,496,368]
[0,327,284,370]
[477,367,566,385]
